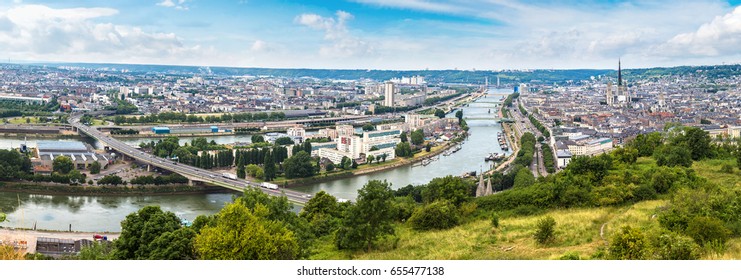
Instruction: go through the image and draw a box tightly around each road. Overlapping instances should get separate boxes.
[69,114,312,205]
[511,98,550,177]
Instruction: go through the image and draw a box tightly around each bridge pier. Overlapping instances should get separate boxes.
[147,164,152,172]
[188,179,194,187]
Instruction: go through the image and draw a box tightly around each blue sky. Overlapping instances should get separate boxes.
[0,0,739,70]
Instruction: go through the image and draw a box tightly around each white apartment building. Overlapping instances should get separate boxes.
[384,82,395,107]
[317,126,401,164]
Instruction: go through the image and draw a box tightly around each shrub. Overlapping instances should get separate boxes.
[408,200,460,230]
[491,214,500,228]
[609,226,647,260]
[652,232,700,260]
[685,216,730,246]
[559,252,580,260]
[720,163,734,174]
[534,216,556,245]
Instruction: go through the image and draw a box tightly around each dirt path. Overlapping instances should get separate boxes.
[0,228,119,254]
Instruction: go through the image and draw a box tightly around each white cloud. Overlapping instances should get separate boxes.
[295,10,372,58]
[250,40,269,52]
[157,0,188,10]
[0,4,203,65]
[654,6,741,57]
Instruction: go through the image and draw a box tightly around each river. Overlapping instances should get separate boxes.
[0,88,510,232]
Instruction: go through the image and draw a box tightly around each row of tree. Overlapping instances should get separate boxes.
[113,111,286,125]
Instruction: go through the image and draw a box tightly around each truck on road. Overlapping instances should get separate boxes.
[222,173,237,180]
[261,182,279,190]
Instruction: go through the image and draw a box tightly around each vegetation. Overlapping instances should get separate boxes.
[534,216,556,245]
[410,129,424,145]
[113,111,285,124]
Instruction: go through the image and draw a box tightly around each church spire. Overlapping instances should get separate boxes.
[618,59,622,87]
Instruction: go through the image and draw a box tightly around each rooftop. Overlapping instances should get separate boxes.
[36,141,88,153]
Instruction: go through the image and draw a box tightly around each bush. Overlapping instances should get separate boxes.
[685,216,730,246]
[408,200,460,230]
[559,252,580,260]
[652,232,700,260]
[491,214,500,228]
[609,226,647,260]
[720,163,734,174]
[534,216,556,245]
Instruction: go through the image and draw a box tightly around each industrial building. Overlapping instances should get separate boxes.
[32,141,110,174]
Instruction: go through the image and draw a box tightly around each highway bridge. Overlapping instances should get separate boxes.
[69,114,312,205]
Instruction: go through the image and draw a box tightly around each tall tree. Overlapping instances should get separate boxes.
[284,151,314,179]
[335,180,395,251]
[194,202,299,260]
[411,129,424,145]
[237,163,246,179]
[400,131,408,143]
[263,150,276,181]
[53,155,74,174]
[114,206,184,260]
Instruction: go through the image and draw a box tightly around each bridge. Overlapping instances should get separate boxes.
[68,114,312,205]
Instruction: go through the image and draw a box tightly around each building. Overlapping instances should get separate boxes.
[384,82,395,107]
[556,150,572,169]
[287,125,306,142]
[32,141,109,172]
[317,125,401,164]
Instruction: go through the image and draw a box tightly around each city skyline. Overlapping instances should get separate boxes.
[0,0,740,70]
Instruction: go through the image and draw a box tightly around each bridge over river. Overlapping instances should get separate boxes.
[69,114,311,205]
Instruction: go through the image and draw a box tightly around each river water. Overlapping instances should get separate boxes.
[0,88,510,232]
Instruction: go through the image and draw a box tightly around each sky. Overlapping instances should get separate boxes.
[0,0,740,70]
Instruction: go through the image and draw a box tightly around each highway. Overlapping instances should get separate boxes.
[69,114,312,205]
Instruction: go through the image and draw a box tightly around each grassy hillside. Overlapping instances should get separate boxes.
[309,158,741,260]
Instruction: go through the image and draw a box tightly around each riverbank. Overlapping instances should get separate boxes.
[0,228,121,254]
[0,181,237,196]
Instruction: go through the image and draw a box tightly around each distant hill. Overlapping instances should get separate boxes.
[13,62,741,85]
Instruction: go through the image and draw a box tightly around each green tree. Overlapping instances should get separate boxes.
[380,153,387,162]
[148,227,197,260]
[652,232,700,260]
[78,241,115,260]
[251,134,265,143]
[455,110,463,124]
[408,200,460,230]
[194,202,298,260]
[237,163,246,179]
[52,155,74,174]
[609,226,647,260]
[654,145,692,168]
[283,151,314,179]
[362,124,375,131]
[513,167,535,188]
[434,108,445,118]
[0,212,6,223]
[300,191,341,237]
[670,127,712,160]
[685,216,730,246]
[275,137,294,145]
[335,180,395,251]
[325,162,335,172]
[263,151,276,181]
[400,131,408,143]
[114,206,184,260]
[411,129,424,145]
[88,161,101,174]
[422,175,472,206]
[627,132,663,157]
[534,216,556,245]
[367,154,375,165]
[97,175,123,186]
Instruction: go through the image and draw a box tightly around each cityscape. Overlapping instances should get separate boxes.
[0,0,739,270]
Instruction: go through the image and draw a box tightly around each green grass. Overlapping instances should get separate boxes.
[308,156,741,260]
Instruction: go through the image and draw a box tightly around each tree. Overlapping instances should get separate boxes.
[422,175,472,206]
[325,162,335,172]
[335,180,395,251]
[193,202,299,260]
[251,135,265,143]
[263,151,276,181]
[362,124,375,131]
[425,143,431,152]
[668,126,712,160]
[283,151,314,179]
[513,167,535,188]
[53,155,74,174]
[78,241,115,260]
[400,132,408,143]
[408,200,460,230]
[114,206,185,260]
[89,161,101,174]
[434,108,445,118]
[367,154,375,165]
[300,191,341,237]
[627,132,663,157]
[380,153,387,162]
[455,110,463,124]
[98,175,123,186]
[609,226,647,260]
[395,142,412,158]
[237,163,246,179]
[148,227,197,260]
[685,216,730,246]
[275,137,294,145]
[654,145,692,168]
[411,129,424,145]
[534,216,556,245]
